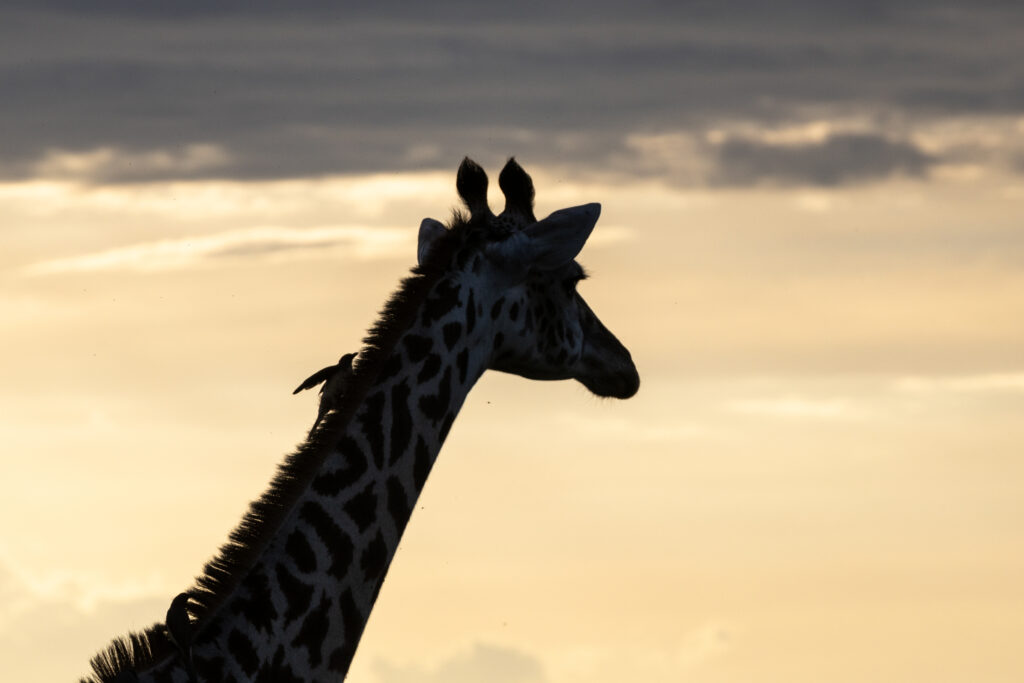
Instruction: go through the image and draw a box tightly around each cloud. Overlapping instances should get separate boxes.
[1,4,1022,185]
[549,621,735,682]
[619,130,939,187]
[372,642,547,683]
[31,144,232,183]
[0,552,170,681]
[0,551,167,621]
[21,226,409,275]
[710,133,936,186]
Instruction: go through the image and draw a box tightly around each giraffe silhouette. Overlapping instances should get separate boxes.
[83,157,639,683]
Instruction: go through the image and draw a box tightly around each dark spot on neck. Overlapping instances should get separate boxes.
[276,563,313,624]
[422,280,461,324]
[285,529,317,574]
[343,482,378,532]
[360,531,388,582]
[416,353,442,383]
[456,348,469,385]
[402,335,434,363]
[359,391,386,470]
[466,290,477,334]
[386,477,412,536]
[443,321,463,351]
[290,593,331,668]
[228,629,259,677]
[418,366,452,423]
[299,501,354,580]
[389,381,413,465]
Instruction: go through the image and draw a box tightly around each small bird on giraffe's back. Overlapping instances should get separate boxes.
[293,352,357,430]
[164,592,197,682]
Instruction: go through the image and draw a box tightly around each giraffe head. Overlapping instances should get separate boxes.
[418,158,639,399]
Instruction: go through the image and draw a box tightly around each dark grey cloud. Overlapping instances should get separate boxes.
[1,2,1022,185]
[711,133,935,186]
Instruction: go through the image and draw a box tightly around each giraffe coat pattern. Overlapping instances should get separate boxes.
[83,157,639,683]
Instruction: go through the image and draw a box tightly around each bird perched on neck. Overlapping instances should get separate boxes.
[293,352,357,431]
[165,592,197,682]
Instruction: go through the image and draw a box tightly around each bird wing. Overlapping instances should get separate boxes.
[292,364,338,394]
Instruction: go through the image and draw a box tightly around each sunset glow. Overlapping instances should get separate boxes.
[2,4,1023,682]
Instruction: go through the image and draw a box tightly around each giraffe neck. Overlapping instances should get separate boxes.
[146,271,490,682]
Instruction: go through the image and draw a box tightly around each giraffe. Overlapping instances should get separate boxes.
[82,157,640,683]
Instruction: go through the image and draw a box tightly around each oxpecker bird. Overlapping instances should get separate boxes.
[165,592,197,682]
[293,352,357,430]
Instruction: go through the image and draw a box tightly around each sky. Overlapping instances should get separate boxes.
[2,2,1023,681]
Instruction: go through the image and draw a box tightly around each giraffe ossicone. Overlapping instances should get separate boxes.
[83,157,638,683]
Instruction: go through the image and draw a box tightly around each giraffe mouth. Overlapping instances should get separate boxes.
[577,357,640,398]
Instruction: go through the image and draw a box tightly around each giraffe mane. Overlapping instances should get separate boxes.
[82,210,476,683]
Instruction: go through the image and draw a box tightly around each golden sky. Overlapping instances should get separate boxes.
[2,4,1024,682]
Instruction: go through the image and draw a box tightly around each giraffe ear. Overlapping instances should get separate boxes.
[523,203,600,270]
[417,218,447,265]
[485,203,600,282]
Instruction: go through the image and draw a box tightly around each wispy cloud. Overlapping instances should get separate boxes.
[21,225,410,275]
[32,144,231,183]
[0,551,170,681]
[19,206,633,276]
[550,620,735,682]
[0,550,166,624]
[372,642,547,683]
